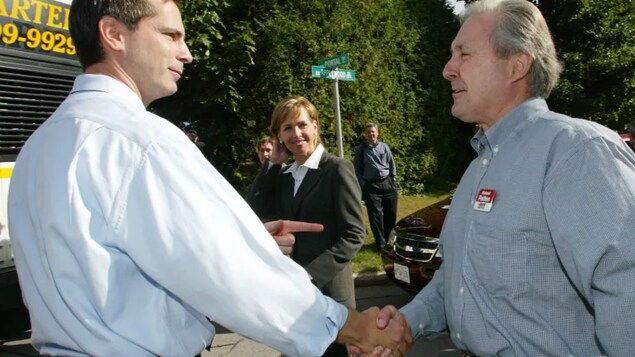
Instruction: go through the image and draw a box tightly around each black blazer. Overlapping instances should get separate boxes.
[247,152,365,307]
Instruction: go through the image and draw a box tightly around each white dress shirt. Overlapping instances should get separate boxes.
[8,74,346,357]
[284,144,325,196]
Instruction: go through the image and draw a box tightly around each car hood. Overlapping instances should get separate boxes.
[394,196,451,238]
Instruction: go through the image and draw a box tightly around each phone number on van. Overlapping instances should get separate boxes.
[1,22,75,55]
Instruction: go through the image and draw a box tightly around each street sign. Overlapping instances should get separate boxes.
[312,53,355,159]
[317,53,350,69]
[311,65,324,78]
[311,66,356,81]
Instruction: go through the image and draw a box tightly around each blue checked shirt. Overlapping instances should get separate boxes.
[354,141,397,184]
[401,98,635,356]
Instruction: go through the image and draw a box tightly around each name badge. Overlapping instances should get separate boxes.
[474,189,496,212]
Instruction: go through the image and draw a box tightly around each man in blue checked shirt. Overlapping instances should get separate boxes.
[354,123,399,252]
[352,0,635,356]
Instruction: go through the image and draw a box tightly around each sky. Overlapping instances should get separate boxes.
[446,0,466,14]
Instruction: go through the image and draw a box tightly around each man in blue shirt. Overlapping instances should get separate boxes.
[354,123,398,251]
[355,0,635,356]
[8,0,411,356]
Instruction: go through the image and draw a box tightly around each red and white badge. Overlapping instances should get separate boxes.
[474,188,496,212]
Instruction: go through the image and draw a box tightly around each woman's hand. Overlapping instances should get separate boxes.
[269,140,289,165]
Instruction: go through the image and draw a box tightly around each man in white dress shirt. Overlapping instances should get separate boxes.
[7,0,411,356]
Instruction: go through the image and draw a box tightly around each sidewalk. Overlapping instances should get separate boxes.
[353,270,388,287]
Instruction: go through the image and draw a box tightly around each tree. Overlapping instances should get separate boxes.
[150,0,260,187]
[233,0,467,193]
[540,0,635,131]
[154,0,461,193]
[152,0,468,193]
[406,0,474,187]
[150,0,635,194]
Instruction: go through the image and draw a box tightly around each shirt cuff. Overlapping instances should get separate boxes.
[328,299,349,333]
[302,297,348,356]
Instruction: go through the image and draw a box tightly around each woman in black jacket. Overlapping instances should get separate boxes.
[247,96,365,357]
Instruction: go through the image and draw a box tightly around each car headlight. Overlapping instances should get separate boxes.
[387,228,397,245]
[435,249,443,259]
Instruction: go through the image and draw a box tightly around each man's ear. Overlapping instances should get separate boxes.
[510,52,532,82]
[98,16,126,52]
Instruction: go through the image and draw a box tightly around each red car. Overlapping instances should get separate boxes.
[380,197,450,293]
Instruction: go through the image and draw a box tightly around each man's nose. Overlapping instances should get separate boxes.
[179,41,193,64]
[442,57,457,81]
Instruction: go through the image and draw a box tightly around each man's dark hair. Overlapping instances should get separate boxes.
[69,0,169,70]
[257,136,274,150]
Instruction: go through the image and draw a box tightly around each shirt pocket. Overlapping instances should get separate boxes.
[466,224,528,297]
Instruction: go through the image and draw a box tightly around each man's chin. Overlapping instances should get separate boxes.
[143,87,178,106]
[451,106,471,123]
[160,85,179,98]
[450,106,463,120]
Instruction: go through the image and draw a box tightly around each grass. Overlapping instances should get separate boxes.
[352,194,450,274]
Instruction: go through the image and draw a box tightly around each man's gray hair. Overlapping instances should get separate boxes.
[365,123,378,129]
[462,0,563,98]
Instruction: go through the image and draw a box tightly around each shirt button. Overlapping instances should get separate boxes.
[482,158,489,165]
[419,324,423,330]
[456,332,461,340]
[493,146,499,153]
[460,287,464,295]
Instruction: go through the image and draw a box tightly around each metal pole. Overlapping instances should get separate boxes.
[332,77,344,158]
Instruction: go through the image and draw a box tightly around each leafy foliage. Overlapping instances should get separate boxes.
[405,0,475,184]
[541,0,635,131]
[151,0,635,194]
[153,0,467,194]
[238,0,443,194]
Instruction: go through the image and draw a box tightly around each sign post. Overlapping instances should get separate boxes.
[311,53,356,158]
[332,79,343,159]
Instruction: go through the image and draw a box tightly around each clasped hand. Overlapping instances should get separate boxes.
[347,305,413,357]
[263,221,413,355]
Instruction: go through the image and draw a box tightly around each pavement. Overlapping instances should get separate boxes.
[352,269,389,287]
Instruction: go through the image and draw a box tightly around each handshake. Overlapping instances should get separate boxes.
[339,305,413,357]
[265,220,413,356]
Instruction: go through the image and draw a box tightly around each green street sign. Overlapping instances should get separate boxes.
[311,66,356,81]
[311,66,323,78]
[317,53,350,69]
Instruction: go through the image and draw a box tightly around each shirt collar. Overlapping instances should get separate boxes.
[470,97,549,154]
[70,74,146,113]
[285,144,325,174]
